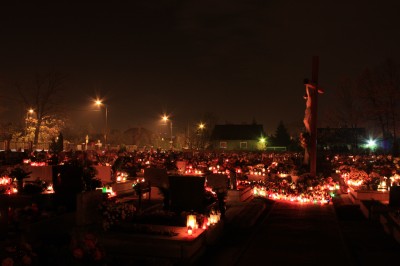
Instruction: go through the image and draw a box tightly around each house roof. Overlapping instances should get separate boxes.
[211,124,265,140]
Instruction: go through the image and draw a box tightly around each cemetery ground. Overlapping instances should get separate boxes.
[0,187,250,265]
[4,147,400,266]
[3,187,400,266]
[197,192,400,266]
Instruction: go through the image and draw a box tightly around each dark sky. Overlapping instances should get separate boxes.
[1,0,400,135]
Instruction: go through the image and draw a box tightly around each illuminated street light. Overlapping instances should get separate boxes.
[198,122,205,130]
[366,138,377,151]
[162,114,173,150]
[258,136,267,151]
[95,99,108,149]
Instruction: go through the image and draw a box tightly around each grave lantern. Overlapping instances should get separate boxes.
[186,214,197,234]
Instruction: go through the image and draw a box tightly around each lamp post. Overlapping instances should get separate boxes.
[25,108,34,140]
[198,122,205,150]
[162,114,173,150]
[95,99,108,149]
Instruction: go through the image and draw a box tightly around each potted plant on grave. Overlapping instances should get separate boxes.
[9,166,32,193]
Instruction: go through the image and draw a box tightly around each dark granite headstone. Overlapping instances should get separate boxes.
[144,167,169,189]
[206,174,228,191]
[389,186,400,207]
[206,174,228,216]
[52,165,84,211]
[168,175,206,213]
[76,190,103,226]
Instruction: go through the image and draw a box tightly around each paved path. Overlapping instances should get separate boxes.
[234,201,352,266]
[197,194,400,266]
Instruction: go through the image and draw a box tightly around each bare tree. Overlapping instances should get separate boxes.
[322,76,365,153]
[333,77,364,128]
[378,59,400,155]
[357,68,387,137]
[18,71,67,146]
[357,59,400,154]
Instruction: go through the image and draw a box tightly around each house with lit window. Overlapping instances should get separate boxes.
[210,124,266,151]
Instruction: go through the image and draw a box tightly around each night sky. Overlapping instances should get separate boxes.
[1,1,400,135]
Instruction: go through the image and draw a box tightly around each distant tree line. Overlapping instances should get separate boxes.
[268,121,301,151]
[327,58,400,155]
[2,58,400,155]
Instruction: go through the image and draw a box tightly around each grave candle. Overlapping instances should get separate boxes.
[186,214,197,233]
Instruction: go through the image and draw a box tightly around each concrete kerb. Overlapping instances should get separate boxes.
[224,198,270,228]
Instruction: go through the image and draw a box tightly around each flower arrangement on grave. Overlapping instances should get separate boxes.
[99,202,182,236]
[125,208,186,227]
[344,167,369,189]
[70,232,106,265]
[0,240,37,266]
[8,166,31,193]
[116,224,179,237]
[9,203,42,225]
[98,198,136,231]
[250,172,336,204]
[0,175,13,194]
[362,171,381,190]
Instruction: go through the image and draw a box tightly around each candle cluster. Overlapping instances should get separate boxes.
[186,214,197,235]
[184,165,203,175]
[115,171,128,182]
[186,209,221,236]
[247,176,338,205]
[0,176,12,186]
[339,165,400,191]
[30,162,47,167]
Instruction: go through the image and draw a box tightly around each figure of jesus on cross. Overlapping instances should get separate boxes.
[302,56,324,177]
[303,79,324,135]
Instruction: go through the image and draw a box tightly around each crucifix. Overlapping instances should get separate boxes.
[303,56,324,177]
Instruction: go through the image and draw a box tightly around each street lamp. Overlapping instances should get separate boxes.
[162,114,173,150]
[198,122,205,130]
[258,136,267,151]
[95,99,108,149]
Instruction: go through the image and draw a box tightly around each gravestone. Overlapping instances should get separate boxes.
[206,173,228,191]
[168,175,206,213]
[144,167,169,189]
[176,161,187,174]
[76,190,103,226]
[206,173,228,216]
[52,165,84,211]
[389,186,400,207]
[144,167,170,208]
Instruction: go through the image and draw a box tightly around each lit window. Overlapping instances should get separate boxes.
[220,142,227,148]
